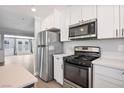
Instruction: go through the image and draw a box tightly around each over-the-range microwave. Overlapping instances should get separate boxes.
[69,19,97,40]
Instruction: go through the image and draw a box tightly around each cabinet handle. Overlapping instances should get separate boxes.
[122,28,124,36]
[116,29,118,37]
[122,72,124,75]
[81,20,84,22]
[79,20,84,23]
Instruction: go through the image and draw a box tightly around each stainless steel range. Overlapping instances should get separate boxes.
[63,46,101,88]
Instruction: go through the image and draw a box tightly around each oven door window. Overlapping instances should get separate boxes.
[64,63,89,88]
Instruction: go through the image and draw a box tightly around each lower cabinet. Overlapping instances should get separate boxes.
[93,65,124,88]
[53,54,71,85]
[53,55,64,85]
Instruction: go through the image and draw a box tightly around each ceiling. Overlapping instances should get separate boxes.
[0,5,67,36]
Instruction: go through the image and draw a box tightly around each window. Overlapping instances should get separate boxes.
[16,39,32,55]
[4,36,34,56]
[4,38,15,56]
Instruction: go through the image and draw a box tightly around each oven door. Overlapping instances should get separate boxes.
[64,62,91,88]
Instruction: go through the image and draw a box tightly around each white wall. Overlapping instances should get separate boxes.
[5,54,35,74]
[63,38,124,59]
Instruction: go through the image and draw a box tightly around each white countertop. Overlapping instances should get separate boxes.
[0,64,38,88]
[53,53,73,57]
[92,57,124,70]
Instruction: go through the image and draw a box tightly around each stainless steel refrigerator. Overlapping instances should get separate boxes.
[37,29,63,82]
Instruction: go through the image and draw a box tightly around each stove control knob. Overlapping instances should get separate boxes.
[67,59,70,62]
[63,58,67,62]
[79,62,82,64]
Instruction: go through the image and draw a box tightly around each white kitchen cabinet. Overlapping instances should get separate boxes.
[41,13,55,31]
[70,6,82,25]
[119,6,124,37]
[60,8,71,41]
[41,17,49,30]
[97,5,123,39]
[54,55,64,85]
[69,5,97,25]
[81,5,97,21]
[46,14,54,29]
[54,9,61,28]
[93,65,124,88]
[41,10,61,30]
[97,5,119,39]
[53,54,71,85]
[94,74,121,88]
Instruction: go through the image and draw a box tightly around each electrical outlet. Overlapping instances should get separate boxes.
[118,45,124,52]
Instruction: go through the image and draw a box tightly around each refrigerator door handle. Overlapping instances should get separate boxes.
[37,47,41,74]
[40,47,43,77]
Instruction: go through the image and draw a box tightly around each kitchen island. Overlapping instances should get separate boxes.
[0,64,38,88]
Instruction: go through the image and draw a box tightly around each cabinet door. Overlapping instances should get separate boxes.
[81,5,97,21]
[93,74,121,88]
[54,10,61,28]
[60,8,71,41]
[47,14,55,28]
[41,14,55,30]
[41,18,49,30]
[93,65,124,88]
[54,57,64,85]
[70,6,82,25]
[97,5,119,39]
[120,5,124,37]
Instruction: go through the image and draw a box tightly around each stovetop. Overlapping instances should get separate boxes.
[64,55,99,67]
[64,46,101,67]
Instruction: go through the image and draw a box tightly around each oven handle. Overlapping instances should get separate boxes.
[88,67,92,88]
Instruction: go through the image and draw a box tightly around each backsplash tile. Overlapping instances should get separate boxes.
[63,38,124,58]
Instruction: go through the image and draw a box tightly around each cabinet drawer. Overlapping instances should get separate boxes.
[94,65,124,81]
[94,74,124,88]
[54,57,63,62]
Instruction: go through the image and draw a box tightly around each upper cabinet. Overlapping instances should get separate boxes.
[97,5,119,39]
[54,9,61,28]
[69,5,97,25]
[70,6,82,25]
[81,5,97,21]
[119,6,124,38]
[41,16,50,30]
[41,10,61,31]
[60,8,71,41]
[43,14,54,30]
[97,5,124,39]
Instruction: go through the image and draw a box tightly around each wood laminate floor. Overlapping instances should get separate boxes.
[35,77,62,88]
